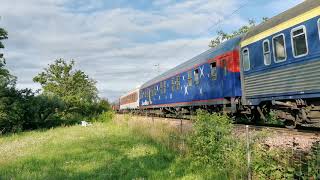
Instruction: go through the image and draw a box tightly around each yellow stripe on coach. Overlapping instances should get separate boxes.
[241,6,320,48]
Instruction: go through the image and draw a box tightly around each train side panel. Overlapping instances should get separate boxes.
[120,88,140,110]
[240,0,320,127]
[139,37,242,112]
[241,7,320,105]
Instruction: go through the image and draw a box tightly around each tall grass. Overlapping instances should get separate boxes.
[0,116,180,179]
[1,112,319,179]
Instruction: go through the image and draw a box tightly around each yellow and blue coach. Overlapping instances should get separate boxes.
[240,0,320,127]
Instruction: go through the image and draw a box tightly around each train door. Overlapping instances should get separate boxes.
[148,88,151,104]
[221,59,227,95]
[220,55,234,98]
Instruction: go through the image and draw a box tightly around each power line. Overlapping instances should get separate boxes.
[152,0,250,76]
[207,0,250,33]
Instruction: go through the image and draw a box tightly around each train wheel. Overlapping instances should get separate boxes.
[244,113,255,122]
[284,120,296,129]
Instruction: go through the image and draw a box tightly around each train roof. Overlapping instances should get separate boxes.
[141,36,242,89]
[243,0,320,41]
[120,86,140,99]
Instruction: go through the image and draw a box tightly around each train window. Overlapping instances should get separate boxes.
[171,78,175,92]
[151,87,154,97]
[272,34,287,62]
[194,69,199,85]
[318,19,320,40]
[242,48,250,71]
[188,71,193,86]
[160,82,163,94]
[291,25,308,58]
[222,60,227,77]
[176,76,180,90]
[210,62,217,80]
[163,81,166,94]
[263,40,271,65]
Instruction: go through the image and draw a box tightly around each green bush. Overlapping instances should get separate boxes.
[0,88,67,134]
[0,86,111,134]
[91,111,115,123]
[265,110,284,126]
[300,141,320,179]
[252,144,294,179]
[188,111,246,178]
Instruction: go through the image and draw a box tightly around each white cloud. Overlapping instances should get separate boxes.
[0,0,303,101]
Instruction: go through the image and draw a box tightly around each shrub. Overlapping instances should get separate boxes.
[91,111,115,123]
[299,141,320,179]
[265,110,284,126]
[188,111,246,178]
[252,144,294,179]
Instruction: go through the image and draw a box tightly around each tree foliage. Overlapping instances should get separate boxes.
[0,19,14,88]
[0,58,110,134]
[0,23,8,49]
[209,18,268,48]
[33,59,98,110]
[0,22,109,134]
[0,89,64,133]
[33,59,108,123]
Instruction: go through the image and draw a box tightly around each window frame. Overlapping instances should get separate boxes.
[160,81,163,94]
[242,48,250,71]
[262,39,271,65]
[187,71,193,86]
[290,25,308,58]
[194,68,200,85]
[222,59,227,77]
[171,78,175,92]
[272,33,287,63]
[318,18,320,41]
[176,76,180,90]
[210,62,217,80]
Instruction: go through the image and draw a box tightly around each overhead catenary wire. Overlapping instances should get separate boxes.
[146,0,250,80]
[122,0,251,94]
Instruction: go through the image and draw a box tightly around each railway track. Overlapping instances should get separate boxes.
[116,114,320,151]
[118,113,320,135]
[234,124,320,137]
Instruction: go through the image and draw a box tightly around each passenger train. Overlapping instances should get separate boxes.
[119,0,320,128]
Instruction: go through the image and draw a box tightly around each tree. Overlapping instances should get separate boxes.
[0,27,8,49]
[209,18,268,48]
[0,19,14,88]
[0,17,8,67]
[33,59,99,115]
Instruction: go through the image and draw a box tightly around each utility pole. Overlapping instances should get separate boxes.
[154,64,160,75]
[246,125,251,180]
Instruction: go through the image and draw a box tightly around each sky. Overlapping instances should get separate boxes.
[0,0,303,102]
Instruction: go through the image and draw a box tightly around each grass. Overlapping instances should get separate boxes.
[3,113,311,179]
[0,116,196,180]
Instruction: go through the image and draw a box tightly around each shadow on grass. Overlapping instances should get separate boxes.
[0,131,184,180]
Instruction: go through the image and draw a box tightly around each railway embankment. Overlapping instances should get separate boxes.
[118,114,320,152]
[1,113,319,179]
[116,113,320,179]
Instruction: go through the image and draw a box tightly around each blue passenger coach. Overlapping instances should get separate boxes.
[140,36,242,115]
[240,0,320,127]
